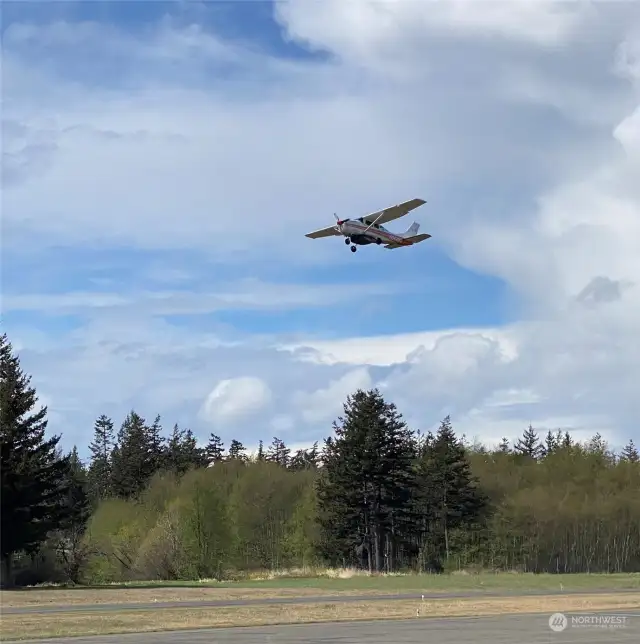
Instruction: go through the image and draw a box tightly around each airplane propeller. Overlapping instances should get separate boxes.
[334,213,349,226]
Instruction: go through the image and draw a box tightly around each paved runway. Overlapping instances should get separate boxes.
[4,587,639,615]
[3,613,639,644]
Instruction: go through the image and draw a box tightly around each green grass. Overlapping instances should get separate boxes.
[22,571,640,594]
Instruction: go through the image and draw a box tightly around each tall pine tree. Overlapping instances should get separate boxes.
[416,416,488,565]
[87,414,115,505]
[205,433,225,465]
[54,447,91,583]
[145,414,166,473]
[0,333,71,584]
[621,439,639,463]
[227,439,247,461]
[290,442,320,471]
[316,389,417,572]
[111,410,154,498]
[266,437,290,467]
[514,424,544,460]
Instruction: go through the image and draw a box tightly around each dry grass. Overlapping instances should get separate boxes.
[1,592,639,641]
[0,586,400,609]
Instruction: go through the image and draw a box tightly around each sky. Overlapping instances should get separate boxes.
[2,0,640,460]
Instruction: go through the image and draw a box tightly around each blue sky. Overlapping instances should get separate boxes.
[3,0,640,459]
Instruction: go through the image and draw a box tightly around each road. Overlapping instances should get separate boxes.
[3,613,639,644]
[4,587,640,615]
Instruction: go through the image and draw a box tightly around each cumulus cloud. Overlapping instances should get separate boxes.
[293,368,373,425]
[200,377,272,426]
[3,1,640,456]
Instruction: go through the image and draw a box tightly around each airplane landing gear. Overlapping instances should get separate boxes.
[350,245,357,253]
[345,238,350,245]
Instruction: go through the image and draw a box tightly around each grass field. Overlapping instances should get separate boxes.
[6,570,640,593]
[2,571,639,609]
[2,571,639,640]
[2,591,639,640]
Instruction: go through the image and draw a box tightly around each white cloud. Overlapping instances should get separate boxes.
[293,368,373,425]
[2,280,404,315]
[3,2,640,458]
[200,377,272,426]
[276,0,594,57]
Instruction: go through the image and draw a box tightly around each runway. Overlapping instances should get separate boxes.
[3,613,639,644]
[4,587,640,615]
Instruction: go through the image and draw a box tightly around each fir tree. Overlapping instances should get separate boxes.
[416,416,488,564]
[145,414,166,473]
[514,424,544,460]
[266,437,290,467]
[307,441,320,468]
[256,439,265,461]
[227,439,247,461]
[290,442,320,470]
[543,430,558,456]
[55,447,91,583]
[205,433,225,465]
[498,437,510,453]
[621,439,639,463]
[111,410,153,498]
[180,427,207,469]
[0,333,71,584]
[87,414,115,505]
[316,389,417,572]
[165,424,206,475]
[588,432,608,455]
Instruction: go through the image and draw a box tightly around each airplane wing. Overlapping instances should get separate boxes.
[361,198,426,227]
[305,225,341,239]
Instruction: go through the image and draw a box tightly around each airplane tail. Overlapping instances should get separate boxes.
[402,222,420,238]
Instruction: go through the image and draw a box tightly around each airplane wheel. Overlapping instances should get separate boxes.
[345,238,350,245]
[350,245,357,253]
[376,238,382,245]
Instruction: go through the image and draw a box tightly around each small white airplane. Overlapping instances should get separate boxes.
[305,198,431,253]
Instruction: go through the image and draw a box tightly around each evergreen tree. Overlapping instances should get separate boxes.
[54,447,91,583]
[165,424,206,475]
[621,439,639,463]
[111,410,154,498]
[205,433,225,465]
[514,424,544,460]
[290,442,320,471]
[266,437,290,467]
[87,414,115,505]
[227,439,247,461]
[416,416,488,564]
[0,333,71,584]
[145,414,166,473]
[316,389,417,572]
[498,437,510,453]
[543,430,558,456]
[256,439,265,461]
[181,428,207,469]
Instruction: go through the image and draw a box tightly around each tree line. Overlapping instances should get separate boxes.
[1,332,639,586]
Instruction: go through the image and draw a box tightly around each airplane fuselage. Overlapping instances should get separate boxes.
[338,219,410,247]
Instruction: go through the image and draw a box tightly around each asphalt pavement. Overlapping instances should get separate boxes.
[3,612,639,644]
[3,586,639,615]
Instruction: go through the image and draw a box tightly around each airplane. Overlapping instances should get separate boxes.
[305,197,431,253]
